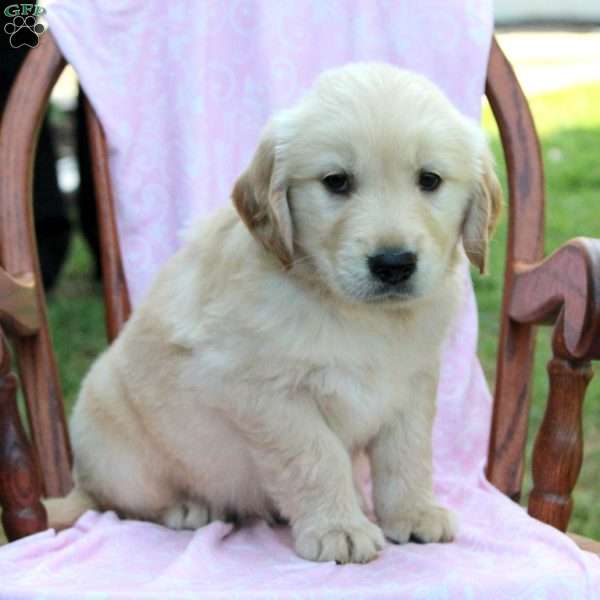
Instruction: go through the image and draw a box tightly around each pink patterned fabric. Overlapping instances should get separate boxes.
[1,1,599,597]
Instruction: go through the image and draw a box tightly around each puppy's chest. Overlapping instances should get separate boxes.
[300,354,412,450]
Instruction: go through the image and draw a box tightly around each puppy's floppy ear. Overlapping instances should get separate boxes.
[462,147,503,274]
[232,127,293,267]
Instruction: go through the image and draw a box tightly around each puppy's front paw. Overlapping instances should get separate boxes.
[382,503,456,544]
[294,515,385,564]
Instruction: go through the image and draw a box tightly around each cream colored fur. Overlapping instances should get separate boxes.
[47,63,501,564]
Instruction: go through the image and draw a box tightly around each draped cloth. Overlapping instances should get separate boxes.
[1,1,598,597]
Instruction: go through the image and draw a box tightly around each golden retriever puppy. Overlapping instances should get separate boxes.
[47,62,501,564]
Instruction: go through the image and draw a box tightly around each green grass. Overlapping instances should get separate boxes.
[478,83,600,538]
[5,83,597,546]
[46,235,107,403]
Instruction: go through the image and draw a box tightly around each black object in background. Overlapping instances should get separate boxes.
[1,1,100,290]
[76,89,102,282]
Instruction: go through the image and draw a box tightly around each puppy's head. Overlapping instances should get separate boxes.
[233,63,502,306]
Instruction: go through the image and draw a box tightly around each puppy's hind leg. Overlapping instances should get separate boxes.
[44,486,97,531]
[71,412,183,528]
[160,500,210,530]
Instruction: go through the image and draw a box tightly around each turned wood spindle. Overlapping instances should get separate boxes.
[528,323,594,531]
[0,330,47,540]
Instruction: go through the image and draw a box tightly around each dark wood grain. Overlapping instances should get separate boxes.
[84,99,131,341]
[0,330,47,540]
[484,38,546,502]
[0,32,72,497]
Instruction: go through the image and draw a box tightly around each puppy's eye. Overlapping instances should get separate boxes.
[418,170,442,192]
[322,172,351,195]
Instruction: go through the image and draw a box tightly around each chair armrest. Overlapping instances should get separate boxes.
[509,237,600,360]
[506,237,600,531]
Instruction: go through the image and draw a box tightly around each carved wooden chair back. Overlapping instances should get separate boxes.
[1,33,599,543]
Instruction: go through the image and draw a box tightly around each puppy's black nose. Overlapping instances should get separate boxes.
[368,250,417,285]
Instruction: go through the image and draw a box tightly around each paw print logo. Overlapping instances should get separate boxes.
[4,14,46,48]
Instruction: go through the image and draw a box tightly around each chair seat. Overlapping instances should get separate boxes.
[569,533,600,556]
[1,481,600,598]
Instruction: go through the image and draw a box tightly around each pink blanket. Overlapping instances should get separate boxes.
[1,0,599,597]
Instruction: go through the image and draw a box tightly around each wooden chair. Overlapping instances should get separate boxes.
[1,33,599,555]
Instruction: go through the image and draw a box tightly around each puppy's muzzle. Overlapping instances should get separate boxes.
[368,249,417,285]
